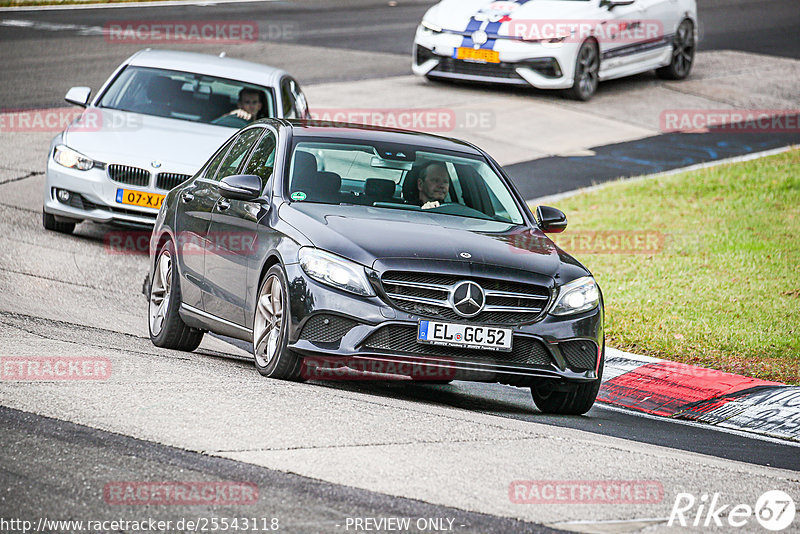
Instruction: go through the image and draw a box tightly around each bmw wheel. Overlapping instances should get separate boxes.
[149,241,204,351]
[657,19,695,80]
[253,264,304,380]
[42,209,75,234]
[566,39,600,101]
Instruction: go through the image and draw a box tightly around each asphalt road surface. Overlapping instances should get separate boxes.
[217,333,800,472]
[2,406,561,534]
[1,1,799,532]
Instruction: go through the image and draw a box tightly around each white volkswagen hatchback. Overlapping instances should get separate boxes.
[412,0,697,100]
[43,49,309,233]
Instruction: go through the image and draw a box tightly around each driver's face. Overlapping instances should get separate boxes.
[239,94,262,116]
[418,165,450,203]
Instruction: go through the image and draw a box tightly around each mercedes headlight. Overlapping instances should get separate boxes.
[53,145,93,171]
[550,276,600,316]
[299,247,375,297]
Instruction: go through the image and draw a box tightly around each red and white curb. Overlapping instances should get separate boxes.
[599,348,800,442]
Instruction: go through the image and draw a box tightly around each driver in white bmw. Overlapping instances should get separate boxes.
[220,87,266,122]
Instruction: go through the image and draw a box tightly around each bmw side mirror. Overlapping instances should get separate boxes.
[536,205,568,233]
[218,174,264,201]
[65,86,92,108]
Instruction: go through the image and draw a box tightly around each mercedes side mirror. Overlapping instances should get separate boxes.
[64,86,91,107]
[536,205,568,233]
[218,174,264,201]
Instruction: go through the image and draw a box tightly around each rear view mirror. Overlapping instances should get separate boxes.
[65,86,91,108]
[218,174,263,201]
[536,205,568,233]
[370,156,412,170]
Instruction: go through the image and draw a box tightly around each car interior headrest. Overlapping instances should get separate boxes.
[365,178,396,199]
[147,77,183,103]
[292,151,319,186]
[402,163,425,204]
[316,171,342,194]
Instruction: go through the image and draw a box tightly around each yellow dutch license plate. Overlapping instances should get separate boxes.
[116,188,165,209]
[456,47,500,63]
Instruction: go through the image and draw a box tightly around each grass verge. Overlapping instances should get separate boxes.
[542,148,800,384]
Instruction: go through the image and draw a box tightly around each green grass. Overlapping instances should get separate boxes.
[540,148,800,384]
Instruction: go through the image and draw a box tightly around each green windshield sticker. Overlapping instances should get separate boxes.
[291,191,307,201]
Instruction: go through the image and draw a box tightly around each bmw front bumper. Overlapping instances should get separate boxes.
[44,157,170,227]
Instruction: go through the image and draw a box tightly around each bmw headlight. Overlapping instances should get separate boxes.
[550,276,600,316]
[299,247,375,297]
[53,145,93,171]
[419,20,443,34]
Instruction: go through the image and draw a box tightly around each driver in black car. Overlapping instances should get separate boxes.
[416,162,450,210]
[219,88,266,122]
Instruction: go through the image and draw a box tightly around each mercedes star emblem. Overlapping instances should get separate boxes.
[451,281,485,318]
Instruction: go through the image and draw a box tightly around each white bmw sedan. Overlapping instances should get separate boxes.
[412,0,697,100]
[43,49,309,233]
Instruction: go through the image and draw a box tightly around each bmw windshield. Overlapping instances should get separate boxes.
[286,140,526,225]
[97,65,276,125]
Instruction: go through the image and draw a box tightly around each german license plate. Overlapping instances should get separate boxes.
[455,47,500,63]
[116,188,165,209]
[417,320,512,352]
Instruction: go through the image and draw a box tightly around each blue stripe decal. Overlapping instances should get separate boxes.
[481,20,503,50]
[459,0,535,51]
[459,17,483,48]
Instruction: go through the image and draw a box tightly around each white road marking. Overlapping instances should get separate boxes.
[1,18,105,33]
[548,517,669,528]
[0,0,279,11]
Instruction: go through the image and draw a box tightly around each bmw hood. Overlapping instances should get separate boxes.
[61,108,236,175]
[425,0,591,35]
[281,203,571,278]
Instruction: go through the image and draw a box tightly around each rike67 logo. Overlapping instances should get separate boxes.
[669,490,796,531]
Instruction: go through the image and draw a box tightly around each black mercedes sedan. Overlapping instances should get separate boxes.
[148,119,604,414]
